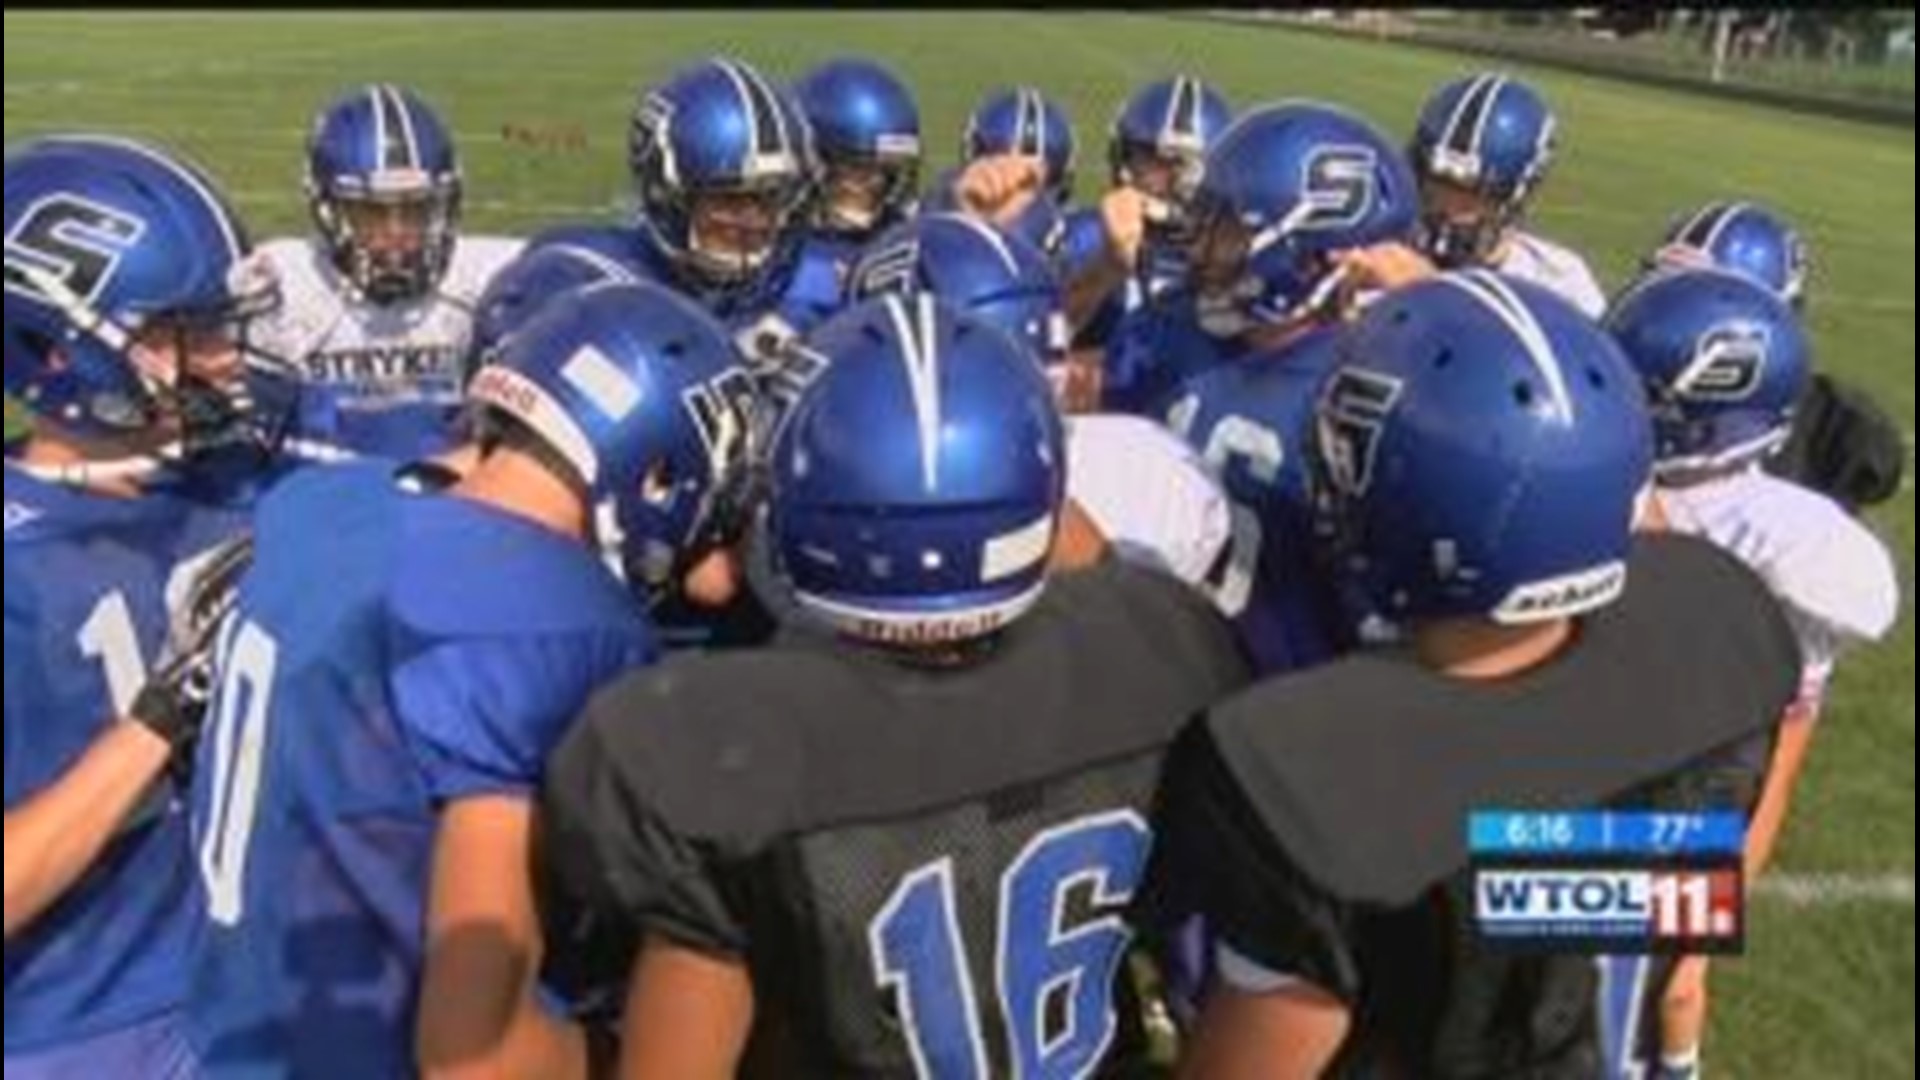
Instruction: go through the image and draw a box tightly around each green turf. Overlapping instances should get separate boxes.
[5,11,1913,1077]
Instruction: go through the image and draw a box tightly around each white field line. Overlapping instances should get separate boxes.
[1752,872,1914,908]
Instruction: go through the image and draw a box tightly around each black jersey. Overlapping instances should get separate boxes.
[537,561,1250,1078]
[1139,534,1803,1079]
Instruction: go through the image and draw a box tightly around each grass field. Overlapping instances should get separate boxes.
[5,11,1914,1077]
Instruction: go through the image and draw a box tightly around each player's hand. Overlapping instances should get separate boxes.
[130,535,255,755]
[957,154,1045,227]
[1334,243,1438,294]
[1049,352,1105,416]
[1098,188,1153,273]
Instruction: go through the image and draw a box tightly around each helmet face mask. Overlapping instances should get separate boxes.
[1415,174,1520,270]
[305,85,464,307]
[1115,141,1200,204]
[816,153,919,236]
[683,181,810,284]
[313,181,461,305]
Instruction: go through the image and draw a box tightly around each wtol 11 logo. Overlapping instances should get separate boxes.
[1468,811,1748,955]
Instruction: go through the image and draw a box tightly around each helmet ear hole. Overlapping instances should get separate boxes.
[642,459,678,508]
[1513,382,1537,409]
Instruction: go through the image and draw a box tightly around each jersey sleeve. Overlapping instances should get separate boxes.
[393,627,658,802]
[1141,721,1365,1007]
[1066,416,1233,588]
[535,686,751,1014]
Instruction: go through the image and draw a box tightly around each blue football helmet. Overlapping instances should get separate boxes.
[963,88,1078,206]
[306,84,463,305]
[1648,202,1810,311]
[1186,101,1420,339]
[1607,267,1811,481]
[847,212,1069,372]
[792,58,922,239]
[4,135,291,482]
[629,57,817,292]
[772,293,1067,646]
[1315,270,1654,626]
[466,280,757,597]
[1409,73,1559,268]
[465,243,644,383]
[1108,75,1234,200]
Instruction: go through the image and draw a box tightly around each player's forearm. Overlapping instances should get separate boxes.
[1745,709,1820,879]
[1180,985,1351,1080]
[3,720,173,940]
[1064,255,1130,336]
[420,795,586,1080]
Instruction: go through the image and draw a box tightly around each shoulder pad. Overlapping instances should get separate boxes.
[1206,533,1800,906]
[573,561,1249,853]
[390,492,644,642]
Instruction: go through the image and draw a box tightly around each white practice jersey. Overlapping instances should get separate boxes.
[1661,469,1902,711]
[1067,413,1233,590]
[251,235,524,461]
[1497,231,1608,320]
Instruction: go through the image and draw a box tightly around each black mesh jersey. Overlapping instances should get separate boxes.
[537,561,1250,1078]
[1139,534,1804,1079]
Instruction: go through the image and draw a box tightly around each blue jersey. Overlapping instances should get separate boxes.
[1161,330,1347,675]
[1101,292,1239,418]
[3,462,253,1057]
[185,462,659,1079]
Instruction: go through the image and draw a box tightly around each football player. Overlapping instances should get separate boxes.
[183,281,752,1079]
[4,135,290,1079]
[1645,201,1908,512]
[1407,73,1608,317]
[1646,201,1808,310]
[534,294,1251,1078]
[1607,268,1901,1080]
[524,58,843,373]
[1147,101,1422,674]
[252,84,523,464]
[791,57,923,252]
[845,212,1233,589]
[1062,76,1235,355]
[1141,272,1806,1079]
[924,86,1080,261]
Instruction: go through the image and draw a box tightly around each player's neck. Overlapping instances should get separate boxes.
[1413,616,1578,683]
[450,447,589,543]
[1488,231,1519,267]
[17,429,149,500]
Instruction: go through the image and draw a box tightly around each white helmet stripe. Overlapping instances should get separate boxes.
[1439,73,1498,159]
[549,244,641,285]
[941,212,1021,278]
[382,84,422,172]
[1469,76,1510,163]
[1702,202,1753,254]
[883,293,946,493]
[1449,270,1576,424]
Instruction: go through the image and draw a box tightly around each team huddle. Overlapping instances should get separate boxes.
[3,51,1908,1080]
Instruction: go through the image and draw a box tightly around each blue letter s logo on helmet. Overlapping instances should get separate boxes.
[4,195,147,308]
